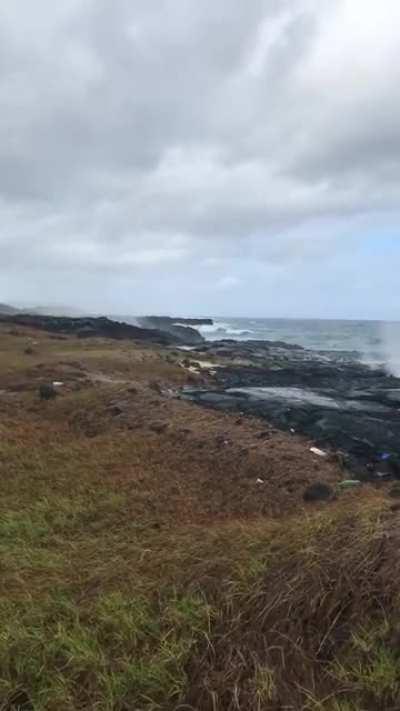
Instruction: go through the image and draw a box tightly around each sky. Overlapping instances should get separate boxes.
[1,0,400,319]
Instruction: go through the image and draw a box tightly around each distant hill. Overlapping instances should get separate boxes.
[24,305,87,317]
[0,303,86,317]
[0,303,20,315]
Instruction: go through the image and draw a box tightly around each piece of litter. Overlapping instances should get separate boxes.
[338,479,361,489]
[310,446,327,458]
[256,478,264,484]
[52,381,64,387]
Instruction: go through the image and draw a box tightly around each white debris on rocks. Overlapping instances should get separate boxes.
[310,446,328,457]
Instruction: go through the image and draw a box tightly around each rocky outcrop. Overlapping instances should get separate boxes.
[0,313,180,345]
[183,339,400,480]
[39,383,57,400]
[303,482,334,502]
[138,316,210,345]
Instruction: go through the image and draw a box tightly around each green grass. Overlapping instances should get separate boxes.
[328,624,400,710]
[0,591,213,710]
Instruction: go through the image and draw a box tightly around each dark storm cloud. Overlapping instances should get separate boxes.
[1,0,400,315]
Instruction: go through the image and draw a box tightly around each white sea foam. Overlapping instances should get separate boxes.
[197,321,230,333]
[197,321,254,340]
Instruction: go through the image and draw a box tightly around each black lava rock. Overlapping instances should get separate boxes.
[39,384,57,401]
[303,482,334,503]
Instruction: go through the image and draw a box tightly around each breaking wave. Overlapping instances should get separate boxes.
[197,322,254,340]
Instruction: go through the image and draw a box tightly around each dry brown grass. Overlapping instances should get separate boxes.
[0,326,399,710]
[184,497,400,710]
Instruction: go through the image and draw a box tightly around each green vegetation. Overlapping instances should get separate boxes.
[0,591,213,710]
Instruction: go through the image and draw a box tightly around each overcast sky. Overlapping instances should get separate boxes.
[1,0,400,318]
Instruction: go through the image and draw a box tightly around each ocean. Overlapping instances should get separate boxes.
[197,318,400,373]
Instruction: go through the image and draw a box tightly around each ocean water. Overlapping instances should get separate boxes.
[197,318,400,373]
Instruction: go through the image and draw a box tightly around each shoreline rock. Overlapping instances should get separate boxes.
[182,338,400,480]
[0,313,182,345]
[137,316,210,345]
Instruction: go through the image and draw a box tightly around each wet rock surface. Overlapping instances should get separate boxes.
[183,339,400,479]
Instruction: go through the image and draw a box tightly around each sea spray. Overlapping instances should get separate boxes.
[379,321,400,376]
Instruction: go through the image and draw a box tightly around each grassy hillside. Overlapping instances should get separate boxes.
[0,324,399,710]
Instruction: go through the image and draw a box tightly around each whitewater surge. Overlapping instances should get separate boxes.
[197,321,254,340]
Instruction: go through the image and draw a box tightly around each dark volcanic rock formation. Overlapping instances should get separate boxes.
[0,313,181,345]
[182,339,400,479]
[138,316,210,345]
[39,383,58,400]
[303,482,334,502]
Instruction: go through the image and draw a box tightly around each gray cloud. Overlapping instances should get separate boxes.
[1,0,400,316]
